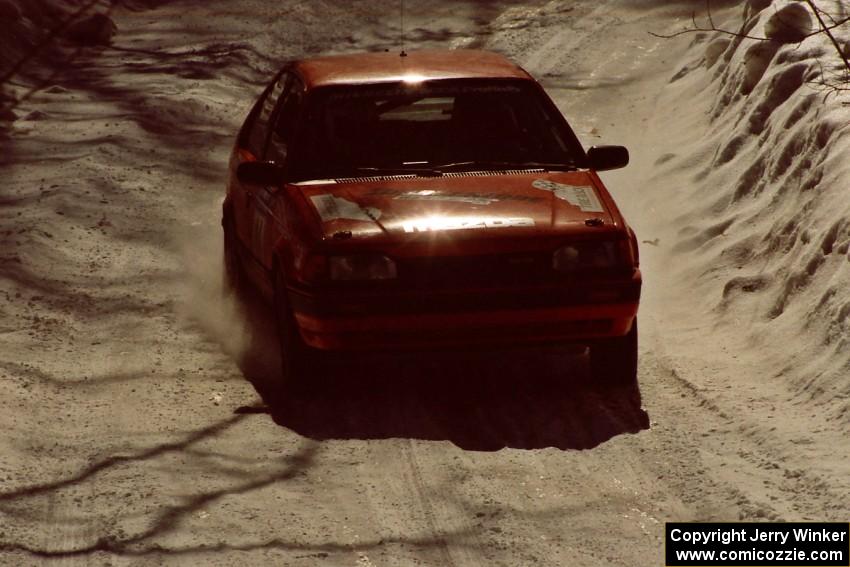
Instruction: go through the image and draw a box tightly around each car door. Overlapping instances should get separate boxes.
[229,70,289,257]
[251,74,306,272]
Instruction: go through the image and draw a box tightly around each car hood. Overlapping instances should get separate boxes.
[293,171,617,241]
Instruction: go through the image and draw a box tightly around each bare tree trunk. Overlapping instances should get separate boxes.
[804,0,850,77]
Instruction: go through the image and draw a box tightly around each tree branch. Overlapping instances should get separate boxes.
[649,0,850,93]
[649,14,850,42]
[803,0,850,77]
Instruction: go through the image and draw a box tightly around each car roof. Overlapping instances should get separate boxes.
[293,49,532,88]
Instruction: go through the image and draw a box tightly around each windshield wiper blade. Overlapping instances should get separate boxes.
[434,160,578,172]
[344,166,443,177]
[333,161,577,179]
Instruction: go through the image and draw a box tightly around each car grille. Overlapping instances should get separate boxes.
[399,252,553,288]
[329,319,614,350]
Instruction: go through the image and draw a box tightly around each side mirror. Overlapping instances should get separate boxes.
[236,161,287,186]
[586,145,629,171]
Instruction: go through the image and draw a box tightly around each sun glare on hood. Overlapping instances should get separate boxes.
[401,215,535,234]
[401,73,427,84]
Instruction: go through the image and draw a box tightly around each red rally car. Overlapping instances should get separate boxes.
[223,49,641,392]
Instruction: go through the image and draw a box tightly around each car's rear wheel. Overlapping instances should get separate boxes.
[272,266,318,400]
[222,214,246,295]
[589,319,638,387]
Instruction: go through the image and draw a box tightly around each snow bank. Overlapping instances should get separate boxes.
[652,0,850,421]
[764,3,812,43]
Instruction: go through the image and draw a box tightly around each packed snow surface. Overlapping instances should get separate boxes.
[1,0,848,564]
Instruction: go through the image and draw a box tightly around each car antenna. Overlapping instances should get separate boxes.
[399,0,407,57]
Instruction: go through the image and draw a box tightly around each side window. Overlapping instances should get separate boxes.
[245,72,290,157]
[265,76,305,163]
[236,97,262,150]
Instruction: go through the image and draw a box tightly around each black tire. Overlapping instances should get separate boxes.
[272,266,318,399]
[222,214,246,296]
[589,319,638,387]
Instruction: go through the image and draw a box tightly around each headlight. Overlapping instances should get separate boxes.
[553,241,622,272]
[329,254,397,281]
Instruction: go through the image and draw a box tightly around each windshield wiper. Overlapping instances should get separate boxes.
[433,160,578,172]
[331,161,577,179]
[340,166,443,178]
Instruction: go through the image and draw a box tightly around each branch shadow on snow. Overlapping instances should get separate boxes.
[0,413,476,560]
[0,415,249,504]
[0,416,361,560]
[234,294,650,452]
[1,7,279,172]
[1,535,475,562]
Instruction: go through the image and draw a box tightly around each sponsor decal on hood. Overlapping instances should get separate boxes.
[310,194,381,223]
[532,179,604,213]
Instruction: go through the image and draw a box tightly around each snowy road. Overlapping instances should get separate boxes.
[1,1,848,565]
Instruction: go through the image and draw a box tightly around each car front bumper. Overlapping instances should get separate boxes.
[287,271,641,351]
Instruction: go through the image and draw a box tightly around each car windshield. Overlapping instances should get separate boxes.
[292,79,583,180]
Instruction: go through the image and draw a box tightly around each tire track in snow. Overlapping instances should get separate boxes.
[641,316,848,521]
[486,1,616,78]
[400,440,459,567]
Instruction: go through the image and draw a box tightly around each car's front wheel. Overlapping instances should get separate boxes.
[589,319,638,387]
[272,266,318,400]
